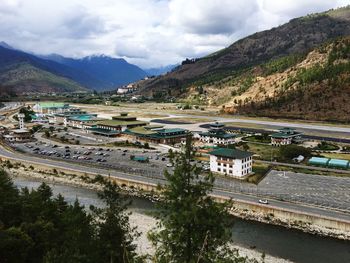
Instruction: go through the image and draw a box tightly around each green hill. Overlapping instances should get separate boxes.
[0,63,87,95]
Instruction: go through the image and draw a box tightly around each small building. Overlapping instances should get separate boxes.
[199,122,236,145]
[132,156,149,163]
[4,112,33,142]
[32,103,70,114]
[4,129,33,143]
[88,113,147,137]
[124,125,189,145]
[271,128,302,146]
[117,86,136,94]
[209,148,253,178]
[66,115,105,130]
[328,159,349,169]
[308,157,330,167]
[54,108,92,124]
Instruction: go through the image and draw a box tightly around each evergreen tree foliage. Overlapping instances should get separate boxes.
[0,169,140,263]
[149,136,259,263]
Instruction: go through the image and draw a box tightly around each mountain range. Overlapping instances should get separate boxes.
[0,44,148,94]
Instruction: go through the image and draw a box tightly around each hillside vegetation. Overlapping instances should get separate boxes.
[231,37,350,122]
[0,63,87,94]
[183,37,350,122]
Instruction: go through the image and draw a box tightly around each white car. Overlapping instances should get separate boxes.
[258,199,269,204]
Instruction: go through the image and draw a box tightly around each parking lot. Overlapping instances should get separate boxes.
[14,141,175,177]
[258,171,350,212]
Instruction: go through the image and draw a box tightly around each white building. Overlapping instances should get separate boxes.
[17,113,25,129]
[32,103,70,114]
[4,114,33,142]
[209,148,253,178]
[271,128,302,147]
[199,122,236,146]
[4,129,32,142]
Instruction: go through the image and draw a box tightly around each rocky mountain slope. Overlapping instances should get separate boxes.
[138,7,350,99]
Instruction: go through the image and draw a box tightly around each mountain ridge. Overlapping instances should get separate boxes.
[137,6,350,97]
[0,46,148,94]
[41,53,147,90]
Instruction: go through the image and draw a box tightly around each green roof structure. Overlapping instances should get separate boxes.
[96,119,147,127]
[69,115,101,121]
[124,126,189,140]
[87,128,120,136]
[209,148,253,159]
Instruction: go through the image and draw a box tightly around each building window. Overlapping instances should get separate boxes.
[218,168,221,172]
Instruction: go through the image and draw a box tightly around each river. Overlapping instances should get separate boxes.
[13,177,350,263]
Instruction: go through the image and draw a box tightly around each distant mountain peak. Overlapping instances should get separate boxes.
[0,41,14,50]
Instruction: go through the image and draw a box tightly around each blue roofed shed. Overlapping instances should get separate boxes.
[308,157,330,167]
[132,156,149,162]
[328,159,349,169]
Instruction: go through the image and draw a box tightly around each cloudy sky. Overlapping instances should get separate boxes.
[0,0,349,68]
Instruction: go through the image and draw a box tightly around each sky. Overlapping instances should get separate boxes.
[0,0,349,68]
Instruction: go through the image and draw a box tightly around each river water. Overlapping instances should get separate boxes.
[13,177,350,263]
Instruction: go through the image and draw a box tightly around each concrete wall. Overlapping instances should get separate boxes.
[212,194,350,239]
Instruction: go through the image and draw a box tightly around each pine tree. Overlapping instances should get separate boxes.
[149,136,257,263]
[93,180,142,263]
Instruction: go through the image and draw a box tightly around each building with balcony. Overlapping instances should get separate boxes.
[271,128,302,146]
[88,113,147,137]
[209,148,253,178]
[198,122,236,145]
[124,125,189,145]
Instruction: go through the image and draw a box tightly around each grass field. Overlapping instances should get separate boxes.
[239,143,279,161]
[164,117,213,123]
[243,135,271,143]
[320,153,350,161]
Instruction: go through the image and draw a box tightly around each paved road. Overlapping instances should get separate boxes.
[1,145,349,223]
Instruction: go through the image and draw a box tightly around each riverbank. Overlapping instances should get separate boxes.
[6,165,292,263]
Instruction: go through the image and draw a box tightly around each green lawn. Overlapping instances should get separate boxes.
[313,142,340,151]
[238,143,279,161]
[243,135,271,143]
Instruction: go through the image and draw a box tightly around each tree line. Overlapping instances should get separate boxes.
[0,137,262,263]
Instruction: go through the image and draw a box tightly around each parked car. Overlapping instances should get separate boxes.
[258,199,269,204]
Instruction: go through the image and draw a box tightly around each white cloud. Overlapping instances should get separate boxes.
[0,0,348,67]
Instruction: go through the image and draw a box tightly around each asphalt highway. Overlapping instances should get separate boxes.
[1,145,349,224]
